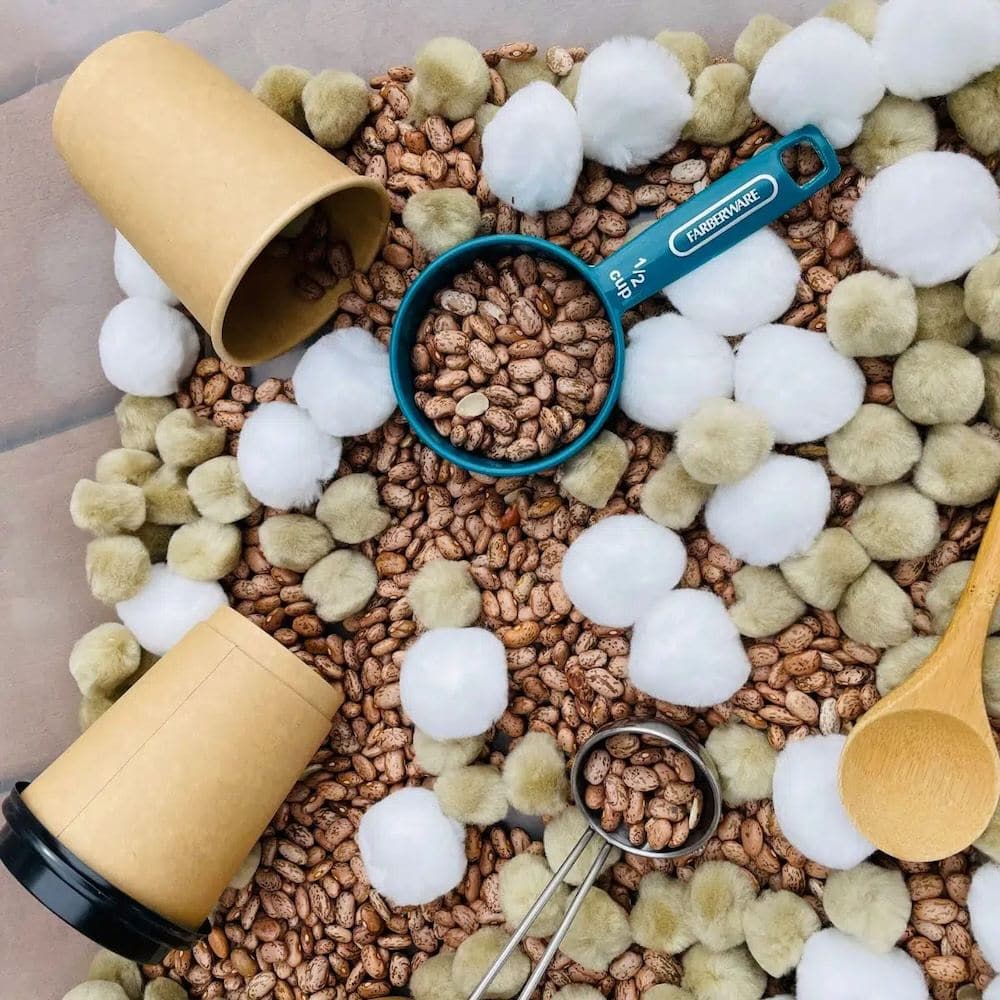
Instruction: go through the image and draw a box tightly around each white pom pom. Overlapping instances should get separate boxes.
[796,929,927,1000]
[734,326,864,444]
[113,232,178,304]
[620,315,734,432]
[98,299,199,396]
[575,37,693,169]
[873,0,1000,99]
[630,589,751,706]
[400,627,508,739]
[237,402,341,510]
[357,787,466,905]
[482,82,582,213]
[292,328,396,437]
[772,734,874,870]
[116,563,227,656]
[560,514,686,627]
[851,151,1000,286]
[749,18,883,147]
[706,454,830,566]
[969,864,1000,971]
[665,229,800,337]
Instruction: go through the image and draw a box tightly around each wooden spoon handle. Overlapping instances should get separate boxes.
[943,499,1000,651]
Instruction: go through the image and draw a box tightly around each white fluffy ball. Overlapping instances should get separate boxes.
[560,515,686,627]
[706,454,830,566]
[969,864,1000,971]
[750,18,884,147]
[734,325,865,444]
[113,231,178,304]
[630,589,751,706]
[293,327,396,437]
[796,929,928,1000]
[237,402,341,510]
[873,0,1000,99]
[772,735,874,870]
[357,787,466,905]
[116,563,227,656]
[620,315,734,432]
[98,298,199,396]
[575,36,693,169]
[400,627,508,739]
[851,151,1000,286]
[665,228,800,337]
[482,82,582,214]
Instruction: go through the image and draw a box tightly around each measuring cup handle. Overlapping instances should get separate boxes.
[592,125,840,318]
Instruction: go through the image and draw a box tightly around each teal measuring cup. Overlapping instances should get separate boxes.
[389,125,839,477]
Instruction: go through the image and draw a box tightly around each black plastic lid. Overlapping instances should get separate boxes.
[0,782,209,962]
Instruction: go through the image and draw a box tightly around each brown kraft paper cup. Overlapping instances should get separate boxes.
[52,31,390,365]
[15,607,343,940]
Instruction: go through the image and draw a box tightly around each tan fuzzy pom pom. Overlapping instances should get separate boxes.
[69,622,141,697]
[560,887,633,971]
[876,636,939,695]
[259,514,333,572]
[779,527,870,610]
[143,979,188,1000]
[975,799,1000,863]
[823,0,879,37]
[88,950,142,1000]
[848,484,940,561]
[823,862,910,952]
[186,455,258,524]
[892,341,984,425]
[914,424,1000,505]
[676,399,772,486]
[654,30,711,80]
[302,70,370,148]
[408,559,481,628]
[558,430,630,508]
[303,550,377,622]
[688,860,757,951]
[558,63,583,104]
[965,252,1000,343]
[64,984,130,1000]
[851,96,937,176]
[167,519,241,580]
[452,927,529,999]
[826,272,917,358]
[134,523,174,563]
[499,852,569,937]
[837,564,914,648]
[728,566,805,639]
[79,691,115,731]
[115,395,176,451]
[925,561,1000,635]
[544,807,620,885]
[743,890,819,976]
[316,473,391,543]
[96,449,161,486]
[630,872,696,955]
[681,944,766,1000]
[143,465,198,525]
[705,722,776,806]
[413,728,484,775]
[403,189,482,258]
[641,988,693,1000]
[227,843,261,891]
[640,453,713,530]
[948,68,1000,156]
[915,283,975,346]
[503,730,569,815]
[475,103,499,133]
[684,64,754,146]
[985,638,1000,716]
[981,352,1000,427]
[71,479,146,536]
[554,987,608,1000]
[498,54,556,94]
[86,535,152,605]
[410,953,464,1000]
[154,409,226,468]
[252,65,311,130]
[435,764,508,825]
[825,405,922,487]
[733,14,790,72]
[411,38,491,122]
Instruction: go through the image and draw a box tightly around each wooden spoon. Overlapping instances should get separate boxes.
[838,502,1000,862]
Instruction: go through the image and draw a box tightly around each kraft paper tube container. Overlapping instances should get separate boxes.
[52,31,390,365]
[0,607,343,961]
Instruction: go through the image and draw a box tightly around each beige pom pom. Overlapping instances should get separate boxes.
[823,862,910,952]
[981,352,1000,427]
[728,566,804,639]
[630,872,696,954]
[779,528,870,610]
[167,519,241,581]
[640,453,713,530]
[143,465,198,525]
[187,456,259,523]
[259,514,333,572]
[411,38,491,121]
[676,398,772,486]
[913,283,975,347]
[705,722,776,806]
[402,189,482,257]
[502,731,569,815]
[914,424,1000,505]
[837,564,914,648]
[558,63,583,103]
[850,96,937,176]
[975,799,1000,863]
[640,988,693,1000]
[475,103,499,133]
[848,484,941,561]
[408,559,481,628]
[925,561,1000,635]
[876,636,938,695]
[435,764,508,825]
[733,14,790,72]
[823,0,879,37]
[452,927,529,999]
[252,65,311,130]
[227,842,261,890]
[413,729,484,775]
[69,622,141,696]
[86,535,152,604]
[561,887,633,971]
[88,950,142,1000]
[499,852,569,937]
[892,341,985,425]
[79,691,115,731]
[303,550,377,622]
[96,449,161,486]
[654,30,711,80]
[825,405,922,487]
[498,55,556,94]
[682,944,765,1000]
[302,70,370,148]
[985,638,1000,717]
[71,479,146,536]
[948,68,1000,156]
[826,272,917,357]
[115,395,176,451]
[743,890,819,976]
[558,430,629,508]
[688,860,757,951]
[155,409,226,468]
[544,807,620,885]
[64,984,130,1000]
[316,473,391,543]
[554,987,608,1000]
[143,979,189,1000]
[965,252,1000,343]
[410,953,464,1000]
[135,523,174,563]
[684,64,754,146]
